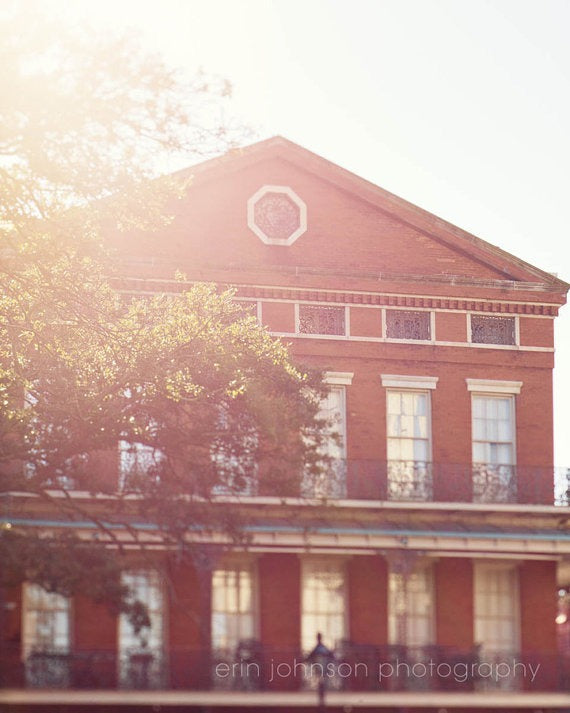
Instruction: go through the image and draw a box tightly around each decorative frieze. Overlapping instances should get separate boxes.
[111,278,560,317]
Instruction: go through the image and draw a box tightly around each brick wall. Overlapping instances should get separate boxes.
[259,554,301,690]
[435,559,474,649]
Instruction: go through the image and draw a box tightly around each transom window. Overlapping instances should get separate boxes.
[301,560,347,653]
[470,315,516,345]
[298,305,346,336]
[386,310,431,340]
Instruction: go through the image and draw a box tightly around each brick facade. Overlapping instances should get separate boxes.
[2,137,569,711]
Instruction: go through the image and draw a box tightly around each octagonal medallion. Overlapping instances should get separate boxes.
[247,185,307,246]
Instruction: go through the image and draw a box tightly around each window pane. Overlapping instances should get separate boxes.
[388,564,434,647]
[386,390,432,501]
[472,395,515,502]
[303,385,346,498]
[211,563,256,651]
[23,584,70,656]
[474,565,519,653]
[301,561,346,652]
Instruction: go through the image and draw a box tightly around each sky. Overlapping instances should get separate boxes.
[44,0,570,467]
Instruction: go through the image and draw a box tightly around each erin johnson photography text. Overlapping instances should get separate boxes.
[215,657,541,684]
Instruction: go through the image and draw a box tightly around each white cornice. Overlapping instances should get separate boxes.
[466,379,523,394]
[381,374,439,390]
[324,371,354,385]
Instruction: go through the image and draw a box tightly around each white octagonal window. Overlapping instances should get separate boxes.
[247,185,307,246]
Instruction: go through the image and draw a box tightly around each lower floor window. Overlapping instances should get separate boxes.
[211,562,258,689]
[474,562,520,690]
[211,562,257,652]
[301,559,347,653]
[388,561,435,648]
[22,583,71,688]
[118,571,165,688]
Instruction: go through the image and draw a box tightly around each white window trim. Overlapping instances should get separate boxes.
[385,388,434,476]
[247,185,307,246]
[117,570,167,648]
[211,558,260,647]
[466,379,522,395]
[388,559,436,647]
[473,560,521,653]
[381,374,439,390]
[324,385,347,460]
[22,583,72,659]
[470,392,517,468]
[324,372,354,386]
[300,557,348,653]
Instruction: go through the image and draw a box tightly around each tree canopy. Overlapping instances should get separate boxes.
[0,5,329,623]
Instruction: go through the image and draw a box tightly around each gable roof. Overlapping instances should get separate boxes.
[174,136,568,294]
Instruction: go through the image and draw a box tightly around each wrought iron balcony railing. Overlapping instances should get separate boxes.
[301,460,570,506]
[2,643,569,693]
[32,460,570,506]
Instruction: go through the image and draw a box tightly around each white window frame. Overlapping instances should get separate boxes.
[302,373,352,499]
[300,558,348,654]
[22,583,71,658]
[210,405,259,497]
[388,560,435,648]
[471,394,517,464]
[381,375,437,501]
[210,559,259,690]
[473,561,520,654]
[118,570,166,689]
[468,381,520,503]
[22,583,72,688]
[211,559,259,653]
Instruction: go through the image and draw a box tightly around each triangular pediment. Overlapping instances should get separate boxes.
[116,136,568,294]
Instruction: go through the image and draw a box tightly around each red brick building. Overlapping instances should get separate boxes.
[2,137,570,711]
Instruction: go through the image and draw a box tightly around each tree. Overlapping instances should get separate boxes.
[0,4,329,631]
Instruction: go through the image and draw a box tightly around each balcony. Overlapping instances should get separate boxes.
[2,643,569,695]
[300,461,570,506]
[27,461,570,507]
